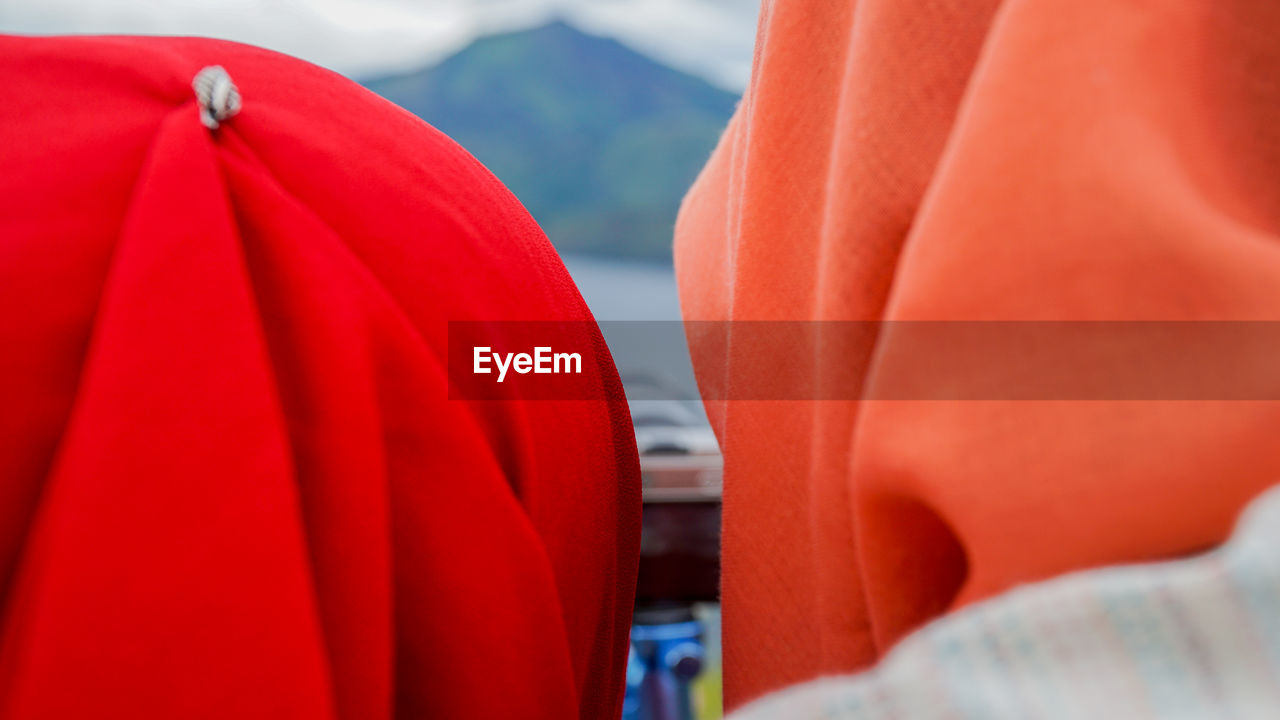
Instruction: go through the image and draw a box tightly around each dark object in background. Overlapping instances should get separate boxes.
[637,497,720,603]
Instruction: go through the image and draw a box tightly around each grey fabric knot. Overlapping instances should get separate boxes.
[192,66,241,130]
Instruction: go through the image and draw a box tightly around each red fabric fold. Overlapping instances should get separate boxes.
[0,34,639,720]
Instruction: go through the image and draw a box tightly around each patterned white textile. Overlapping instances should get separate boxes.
[731,485,1280,719]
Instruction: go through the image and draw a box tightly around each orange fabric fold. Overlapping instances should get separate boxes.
[675,0,1280,709]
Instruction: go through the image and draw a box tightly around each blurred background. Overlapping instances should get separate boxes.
[2,1,755,716]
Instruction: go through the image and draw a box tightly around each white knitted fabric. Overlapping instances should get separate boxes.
[731,485,1280,719]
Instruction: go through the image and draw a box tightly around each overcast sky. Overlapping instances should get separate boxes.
[0,0,760,89]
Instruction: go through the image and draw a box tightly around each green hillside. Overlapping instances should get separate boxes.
[362,20,738,262]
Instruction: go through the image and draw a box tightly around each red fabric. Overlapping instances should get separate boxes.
[0,35,640,719]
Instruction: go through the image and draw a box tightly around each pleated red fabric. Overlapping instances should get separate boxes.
[0,35,640,720]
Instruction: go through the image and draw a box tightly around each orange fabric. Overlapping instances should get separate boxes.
[675,0,1280,709]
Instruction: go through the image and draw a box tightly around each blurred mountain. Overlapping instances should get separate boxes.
[362,20,738,262]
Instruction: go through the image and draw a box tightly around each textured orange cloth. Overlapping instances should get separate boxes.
[675,0,1280,709]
